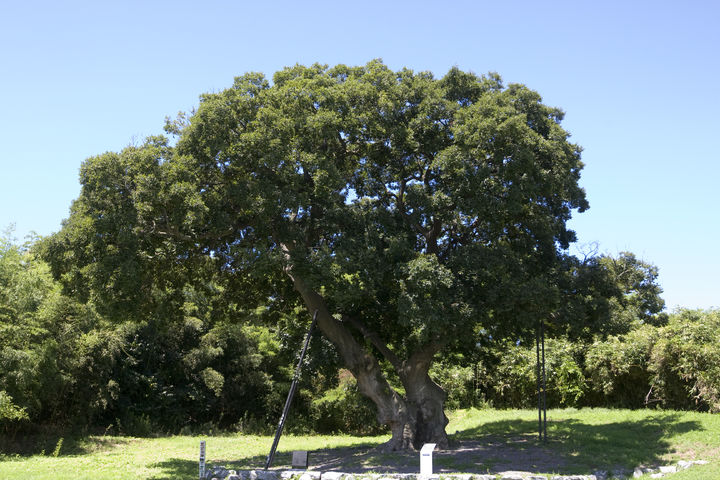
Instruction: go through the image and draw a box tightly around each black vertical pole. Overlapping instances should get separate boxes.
[536,323,542,441]
[264,310,318,470]
[541,319,547,442]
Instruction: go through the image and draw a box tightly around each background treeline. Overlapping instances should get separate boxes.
[434,308,720,413]
[1,229,719,438]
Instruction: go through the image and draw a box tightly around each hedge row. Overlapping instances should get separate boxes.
[432,309,720,412]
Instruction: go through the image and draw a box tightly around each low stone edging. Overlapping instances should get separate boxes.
[201,460,709,480]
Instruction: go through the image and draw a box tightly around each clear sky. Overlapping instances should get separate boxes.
[1,0,718,311]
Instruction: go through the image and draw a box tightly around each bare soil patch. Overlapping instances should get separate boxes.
[303,436,567,475]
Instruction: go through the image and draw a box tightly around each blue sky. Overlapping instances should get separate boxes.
[1,0,718,310]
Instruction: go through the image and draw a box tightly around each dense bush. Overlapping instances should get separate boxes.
[435,310,720,414]
[584,326,657,408]
[0,390,28,434]
[309,369,384,435]
[649,309,720,412]
[0,231,296,434]
[483,338,586,408]
[583,310,720,412]
[430,361,480,410]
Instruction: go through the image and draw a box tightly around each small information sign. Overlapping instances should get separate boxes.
[199,441,206,479]
[292,450,309,469]
[420,443,436,479]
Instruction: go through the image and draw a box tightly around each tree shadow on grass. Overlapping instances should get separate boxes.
[195,412,702,476]
[449,411,701,475]
[148,458,197,480]
[0,433,134,457]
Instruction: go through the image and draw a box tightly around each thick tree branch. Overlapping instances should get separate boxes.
[343,314,402,371]
[404,339,446,375]
[424,217,442,254]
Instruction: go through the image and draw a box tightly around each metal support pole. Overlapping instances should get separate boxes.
[264,310,318,470]
[541,320,547,442]
[536,324,542,441]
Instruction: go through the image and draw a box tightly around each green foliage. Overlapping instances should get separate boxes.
[584,326,657,407]
[485,338,586,408]
[39,61,594,440]
[309,370,384,435]
[51,437,63,457]
[1,228,294,433]
[649,309,720,412]
[0,390,28,433]
[430,361,483,410]
[600,252,667,328]
[553,251,667,341]
[449,309,720,413]
[583,309,720,412]
[44,60,591,353]
[5,61,698,442]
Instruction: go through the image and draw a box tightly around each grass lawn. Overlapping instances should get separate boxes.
[0,408,718,479]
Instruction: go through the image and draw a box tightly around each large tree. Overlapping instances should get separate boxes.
[45,61,588,450]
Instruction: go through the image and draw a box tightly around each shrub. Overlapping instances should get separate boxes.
[430,362,479,410]
[584,325,657,408]
[309,369,385,435]
[649,309,720,412]
[486,338,586,408]
[0,390,28,434]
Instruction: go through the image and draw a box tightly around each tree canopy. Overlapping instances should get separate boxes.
[44,61,591,449]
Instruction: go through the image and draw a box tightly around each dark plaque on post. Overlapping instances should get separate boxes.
[292,450,309,469]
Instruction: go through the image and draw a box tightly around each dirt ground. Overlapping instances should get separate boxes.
[303,436,569,475]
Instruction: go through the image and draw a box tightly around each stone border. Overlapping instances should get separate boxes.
[201,460,709,480]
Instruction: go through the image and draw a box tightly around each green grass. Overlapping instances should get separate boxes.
[0,408,718,479]
[0,433,387,480]
[448,408,720,478]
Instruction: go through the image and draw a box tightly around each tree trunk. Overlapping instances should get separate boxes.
[379,365,450,451]
[400,351,450,449]
[284,263,449,450]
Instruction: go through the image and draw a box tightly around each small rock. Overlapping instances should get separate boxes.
[613,467,631,474]
[633,468,644,478]
[320,473,346,480]
[658,466,676,474]
[499,474,525,480]
[356,476,379,480]
[251,470,281,480]
[593,470,608,480]
[677,461,692,469]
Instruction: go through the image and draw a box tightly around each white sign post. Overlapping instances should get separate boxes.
[420,443,436,479]
[199,440,206,479]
